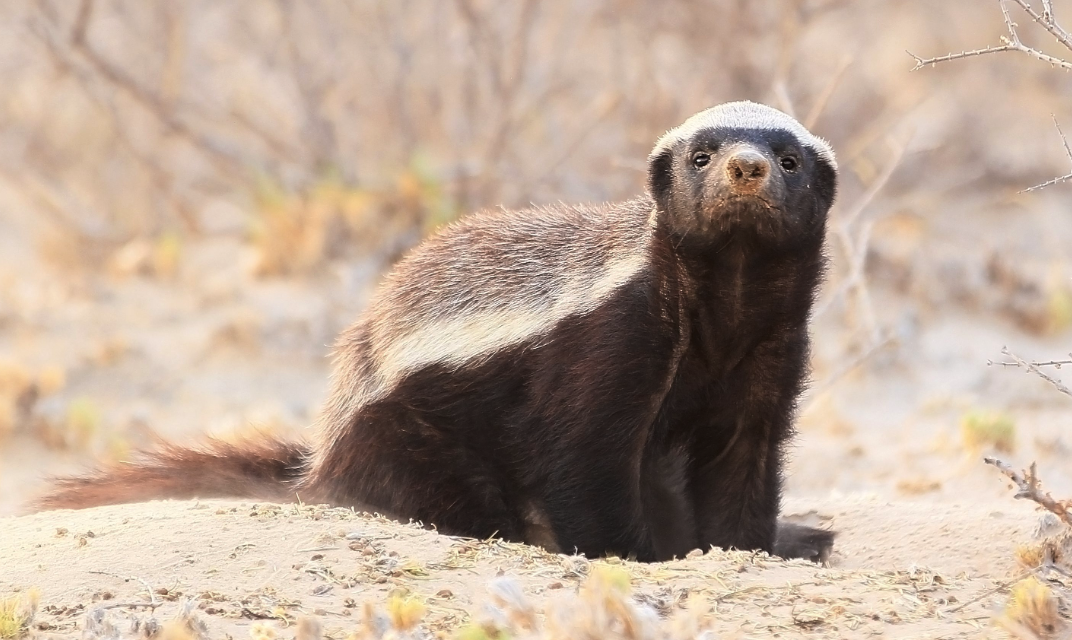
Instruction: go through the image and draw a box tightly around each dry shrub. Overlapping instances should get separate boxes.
[107,233,183,279]
[985,255,1072,336]
[206,311,263,355]
[0,361,65,442]
[10,0,1062,291]
[1015,537,1072,572]
[63,396,101,449]
[249,164,456,277]
[1044,274,1072,335]
[960,410,1016,453]
[29,395,114,454]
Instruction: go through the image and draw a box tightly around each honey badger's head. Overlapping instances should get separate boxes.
[647,101,837,249]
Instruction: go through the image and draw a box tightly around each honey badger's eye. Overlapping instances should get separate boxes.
[692,152,711,169]
[780,156,798,171]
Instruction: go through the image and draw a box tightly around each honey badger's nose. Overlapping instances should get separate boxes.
[725,148,770,193]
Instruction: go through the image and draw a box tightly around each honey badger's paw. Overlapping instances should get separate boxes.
[774,521,836,564]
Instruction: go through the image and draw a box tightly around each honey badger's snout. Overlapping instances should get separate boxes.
[723,146,770,195]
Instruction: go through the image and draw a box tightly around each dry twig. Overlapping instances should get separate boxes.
[984,457,1072,528]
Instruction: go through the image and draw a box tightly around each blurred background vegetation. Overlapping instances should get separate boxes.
[2,0,1072,513]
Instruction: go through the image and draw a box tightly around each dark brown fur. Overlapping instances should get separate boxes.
[37,102,837,563]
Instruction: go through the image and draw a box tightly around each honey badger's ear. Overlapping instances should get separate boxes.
[647,147,674,210]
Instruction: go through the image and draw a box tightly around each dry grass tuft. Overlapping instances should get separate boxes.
[341,564,716,640]
[997,576,1062,639]
[249,621,278,639]
[447,565,713,640]
[1016,543,1049,570]
[385,594,427,632]
[157,619,199,640]
[960,410,1016,453]
[0,589,39,640]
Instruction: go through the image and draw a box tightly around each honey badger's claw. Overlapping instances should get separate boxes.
[774,522,837,564]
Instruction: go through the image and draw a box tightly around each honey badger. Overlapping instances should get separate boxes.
[37,101,838,563]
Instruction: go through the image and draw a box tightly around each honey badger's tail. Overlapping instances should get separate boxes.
[33,436,312,512]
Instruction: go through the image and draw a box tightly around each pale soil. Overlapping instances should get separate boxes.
[0,497,1047,639]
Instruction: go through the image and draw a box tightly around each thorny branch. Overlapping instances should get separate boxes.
[984,457,1072,528]
[993,346,1072,398]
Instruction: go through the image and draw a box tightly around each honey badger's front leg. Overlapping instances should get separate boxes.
[688,332,834,563]
[521,288,683,562]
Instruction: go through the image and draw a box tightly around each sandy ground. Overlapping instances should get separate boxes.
[0,497,1052,639]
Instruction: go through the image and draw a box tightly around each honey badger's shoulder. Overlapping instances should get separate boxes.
[356,197,658,380]
[378,197,657,313]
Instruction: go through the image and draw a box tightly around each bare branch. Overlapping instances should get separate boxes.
[814,134,907,328]
[1022,115,1072,192]
[838,135,906,230]
[804,55,852,130]
[999,0,1023,46]
[1022,172,1072,192]
[907,45,1017,71]
[807,331,896,399]
[1000,347,1072,398]
[990,358,1072,368]
[60,0,248,181]
[1054,115,1072,162]
[1010,0,1072,52]
[907,0,1072,71]
[984,457,1072,528]
[909,1,1072,191]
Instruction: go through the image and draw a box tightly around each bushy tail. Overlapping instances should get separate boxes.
[33,436,311,512]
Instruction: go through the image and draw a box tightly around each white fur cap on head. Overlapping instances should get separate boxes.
[650,101,837,170]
